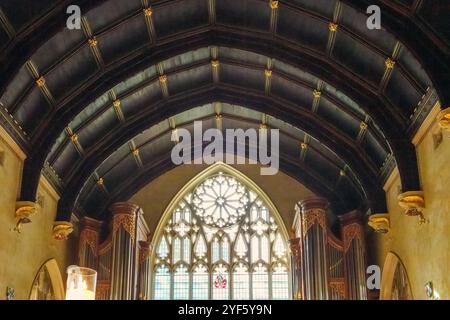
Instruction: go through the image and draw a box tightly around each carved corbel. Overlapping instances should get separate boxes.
[53,221,74,240]
[368,214,390,233]
[437,107,450,131]
[398,191,427,224]
[14,201,38,233]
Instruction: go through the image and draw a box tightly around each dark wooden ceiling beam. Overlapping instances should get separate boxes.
[51,86,387,221]
[15,30,417,213]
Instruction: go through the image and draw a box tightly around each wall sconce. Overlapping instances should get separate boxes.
[425,281,440,300]
[14,201,38,233]
[65,266,97,300]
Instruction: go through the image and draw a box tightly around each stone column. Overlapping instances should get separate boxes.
[296,198,329,300]
[109,202,139,300]
[339,210,367,300]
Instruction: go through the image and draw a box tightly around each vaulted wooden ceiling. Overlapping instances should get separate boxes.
[0,0,447,221]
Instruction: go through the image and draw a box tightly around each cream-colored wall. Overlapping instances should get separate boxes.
[129,164,316,239]
[368,105,450,300]
[0,135,76,300]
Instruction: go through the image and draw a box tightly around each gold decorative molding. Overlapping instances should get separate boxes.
[264,69,272,77]
[70,133,78,143]
[368,214,390,233]
[36,77,46,87]
[328,22,338,32]
[113,213,136,241]
[143,8,153,17]
[343,223,363,252]
[159,74,168,84]
[360,121,368,130]
[215,113,222,120]
[339,169,346,177]
[113,99,121,108]
[437,107,450,131]
[300,142,308,150]
[269,0,279,9]
[385,58,396,69]
[97,178,104,186]
[313,90,321,98]
[259,123,268,130]
[88,37,98,47]
[302,208,326,235]
[132,149,140,156]
[53,221,74,240]
[211,60,219,68]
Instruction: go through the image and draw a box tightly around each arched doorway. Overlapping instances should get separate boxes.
[150,163,291,300]
[380,252,413,300]
[29,259,65,300]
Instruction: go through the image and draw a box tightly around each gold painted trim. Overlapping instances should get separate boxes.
[211,60,219,68]
[159,74,168,83]
[328,22,338,32]
[269,0,279,9]
[264,69,272,77]
[360,122,368,130]
[385,58,396,69]
[313,90,321,98]
[88,37,98,47]
[36,77,46,87]
[143,8,153,17]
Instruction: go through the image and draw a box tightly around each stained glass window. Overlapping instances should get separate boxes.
[152,172,290,299]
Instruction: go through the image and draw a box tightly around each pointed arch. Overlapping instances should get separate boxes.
[150,162,291,300]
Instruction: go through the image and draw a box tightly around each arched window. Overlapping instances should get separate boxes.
[152,170,290,300]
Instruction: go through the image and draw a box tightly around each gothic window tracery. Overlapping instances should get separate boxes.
[152,172,290,300]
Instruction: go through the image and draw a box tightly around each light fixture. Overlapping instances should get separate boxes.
[425,281,440,300]
[65,266,97,300]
